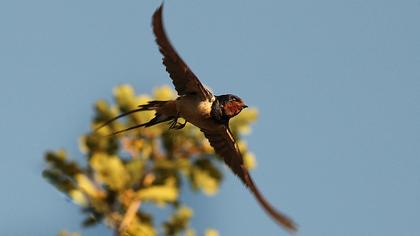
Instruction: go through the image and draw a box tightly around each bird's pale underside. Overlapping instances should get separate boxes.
[96,4,297,233]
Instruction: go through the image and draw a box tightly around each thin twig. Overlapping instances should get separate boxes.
[118,200,142,235]
[117,173,155,235]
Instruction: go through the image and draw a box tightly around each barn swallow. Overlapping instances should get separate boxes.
[96,4,297,232]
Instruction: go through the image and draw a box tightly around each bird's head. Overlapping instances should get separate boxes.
[218,94,248,118]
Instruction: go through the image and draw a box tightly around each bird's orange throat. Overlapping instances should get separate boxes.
[223,101,243,118]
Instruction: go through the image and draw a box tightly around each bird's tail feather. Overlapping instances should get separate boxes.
[244,171,298,233]
[94,100,174,135]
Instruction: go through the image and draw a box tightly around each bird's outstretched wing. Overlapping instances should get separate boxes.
[201,126,298,232]
[152,5,213,101]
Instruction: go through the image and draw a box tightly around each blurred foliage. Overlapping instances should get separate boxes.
[58,230,81,236]
[44,84,258,236]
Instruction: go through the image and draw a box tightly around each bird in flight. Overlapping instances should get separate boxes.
[96,4,297,232]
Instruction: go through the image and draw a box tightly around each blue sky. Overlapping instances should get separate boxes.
[1,0,419,235]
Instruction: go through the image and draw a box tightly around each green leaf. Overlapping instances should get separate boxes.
[136,178,178,205]
[230,107,258,135]
[69,189,88,206]
[125,158,145,186]
[204,229,219,236]
[113,84,136,109]
[44,150,82,176]
[90,153,129,190]
[42,169,76,194]
[189,159,223,196]
[163,206,193,236]
[243,152,257,170]
[57,230,81,236]
[124,215,157,236]
[82,214,102,228]
[153,85,176,100]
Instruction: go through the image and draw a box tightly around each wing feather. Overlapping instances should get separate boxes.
[152,5,213,101]
[201,126,298,232]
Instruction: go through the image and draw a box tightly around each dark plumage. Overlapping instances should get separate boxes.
[96,4,297,233]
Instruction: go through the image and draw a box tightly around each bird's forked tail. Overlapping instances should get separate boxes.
[95,100,177,135]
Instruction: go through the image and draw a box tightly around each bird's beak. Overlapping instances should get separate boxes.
[242,104,248,109]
